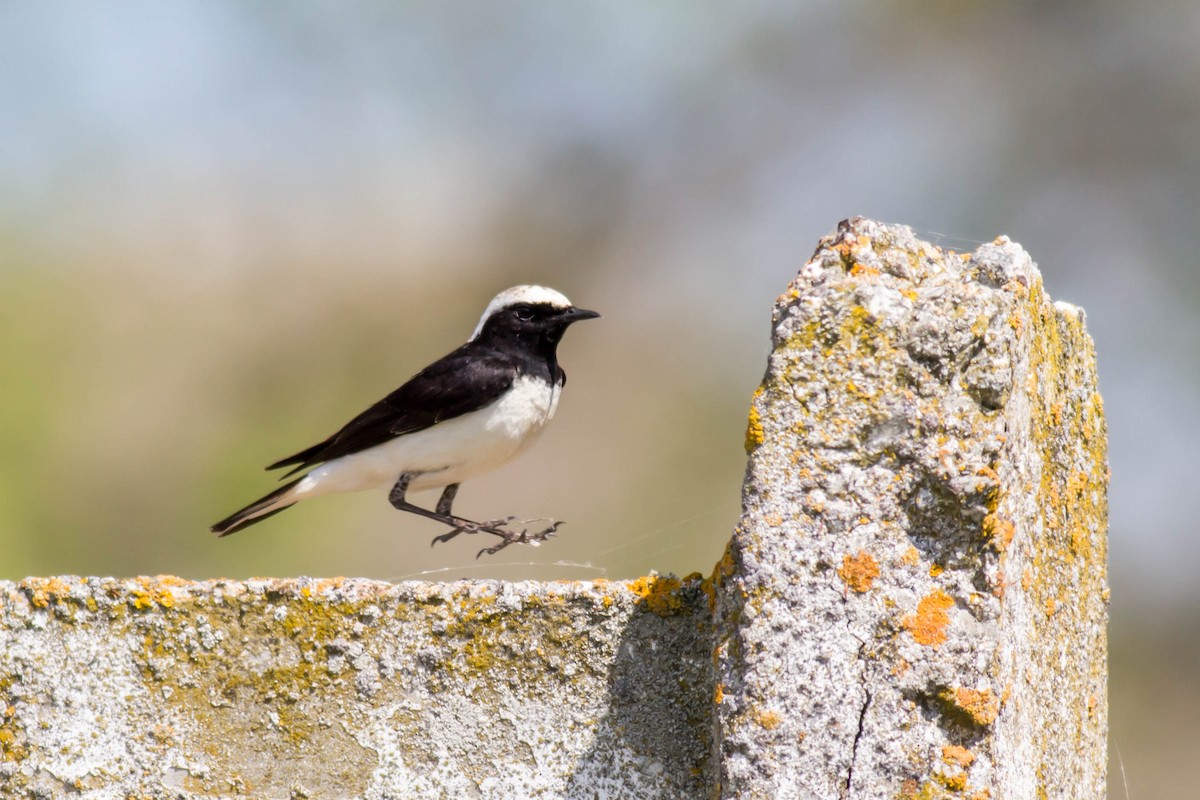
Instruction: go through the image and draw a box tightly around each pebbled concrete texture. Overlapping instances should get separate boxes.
[714,217,1108,799]
[0,575,713,799]
[0,219,1107,799]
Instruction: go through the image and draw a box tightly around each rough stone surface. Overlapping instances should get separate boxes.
[0,219,1108,799]
[713,217,1108,799]
[0,575,713,799]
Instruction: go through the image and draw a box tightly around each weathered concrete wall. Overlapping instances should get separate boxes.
[713,218,1108,799]
[0,576,713,799]
[0,219,1107,800]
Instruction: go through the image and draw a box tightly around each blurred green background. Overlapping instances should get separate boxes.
[2,2,1196,794]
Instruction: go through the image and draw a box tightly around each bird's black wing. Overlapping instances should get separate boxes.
[267,346,517,476]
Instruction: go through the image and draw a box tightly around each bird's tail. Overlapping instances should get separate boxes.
[211,477,304,537]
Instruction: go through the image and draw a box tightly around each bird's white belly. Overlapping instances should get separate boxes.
[294,375,560,498]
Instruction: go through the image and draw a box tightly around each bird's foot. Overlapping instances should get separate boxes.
[475,518,564,558]
[428,516,518,547]
[427,516,563,555]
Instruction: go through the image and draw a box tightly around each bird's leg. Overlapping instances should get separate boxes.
[387,475,515,546]
[429,483,520,547]
[435,483,459,516]
[387,474,563,557]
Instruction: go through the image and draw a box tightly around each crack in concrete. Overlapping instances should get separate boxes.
[843,667,872,800]
[844,687,871,798]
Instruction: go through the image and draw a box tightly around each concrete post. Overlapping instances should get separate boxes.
[713,218,1108,799]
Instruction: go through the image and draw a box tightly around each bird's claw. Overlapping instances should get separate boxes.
[475,519,564,558]
[428,515,554,550]
[429,528,463,547]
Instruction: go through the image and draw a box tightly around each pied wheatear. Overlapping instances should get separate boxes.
[211,285,599,556]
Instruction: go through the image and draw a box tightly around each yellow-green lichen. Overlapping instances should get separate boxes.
[5,577,715,796]
[127,581,384,793]
[0,676,27,763]
[1015,279,1109,775]
[898,774,988,800]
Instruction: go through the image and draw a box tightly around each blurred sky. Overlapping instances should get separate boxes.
[2,2,1198,792]
[4,0,1198,595]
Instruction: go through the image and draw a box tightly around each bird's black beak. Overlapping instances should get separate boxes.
[559,307,601,324]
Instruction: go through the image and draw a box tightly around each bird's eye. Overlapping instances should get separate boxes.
[513,304,534,321]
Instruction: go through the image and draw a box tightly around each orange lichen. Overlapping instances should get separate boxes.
[753,708,782,729]
[903,590,955,647]
[0,725,27,762]
[744,404,765,453]
[22,576,74,608]
[711,542,737,584]
[627,574,687,616]
[311,577,348,594]
[130,576,179,611]
[714,684,726,704]
[837,551,880,593]
[942,745,975,767]
[982,513,1015,552]
[830,234,857,265]
[1004,277,1029,298]
[705,541,738,612]
[1008,312,1025,336]
[929,564,944,577]
[1043,483,1062,529]
[990,570,1007,599]
[944,687,1000,727]
[900,546,920,566]
[744,387,766,453]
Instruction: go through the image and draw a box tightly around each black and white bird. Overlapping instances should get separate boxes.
[210,285,599,556]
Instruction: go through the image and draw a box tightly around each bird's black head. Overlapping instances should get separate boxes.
[471,286,600,352]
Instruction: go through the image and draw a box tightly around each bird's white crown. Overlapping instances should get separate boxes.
[470,285,573,340]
